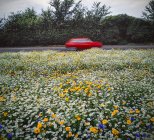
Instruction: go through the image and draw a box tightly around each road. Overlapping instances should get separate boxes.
[0,45,154,53]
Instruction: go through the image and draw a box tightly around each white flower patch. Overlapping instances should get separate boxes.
[0,49,154,139]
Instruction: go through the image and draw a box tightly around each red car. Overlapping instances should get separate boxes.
[65,38,103,50]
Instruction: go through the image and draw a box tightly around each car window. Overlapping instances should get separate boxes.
[71,39,92,42]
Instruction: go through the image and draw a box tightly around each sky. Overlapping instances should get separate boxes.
[0,0,151,18]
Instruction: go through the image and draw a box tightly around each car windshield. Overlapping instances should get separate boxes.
[71,38,92,42]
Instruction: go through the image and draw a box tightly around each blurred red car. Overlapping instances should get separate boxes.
[65,38,103,50]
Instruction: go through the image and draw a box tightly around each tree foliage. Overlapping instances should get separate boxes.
[143,0,154,21]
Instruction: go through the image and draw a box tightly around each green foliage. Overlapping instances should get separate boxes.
[127,18,153,43]
[0,0,153,47]
[49,0,81,25]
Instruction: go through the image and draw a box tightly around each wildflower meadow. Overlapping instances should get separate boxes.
[0,49,154,139]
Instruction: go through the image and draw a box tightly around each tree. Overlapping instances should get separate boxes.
[142,0,154,21]
[102,14,134,43]
[142,0,154,40]
[41,8,54,29]
[91,2,110,22]
[84,2,111,27]
[128,18,153,43]
[49,0,81,25]
[71,2,85,27]
[0,18,4,29]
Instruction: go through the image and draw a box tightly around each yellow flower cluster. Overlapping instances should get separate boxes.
[68,132,73,137]
[52,113,56,118]
[102,119,108,125]
[129,109,140,114]
[129,109,134,114]
[90,127,98,134]
[113,105,118,110]
[59,93,65,98]
[58,79,105,99]
[112,110,119,116]
[43,118,48,122]
[150,117,154,122]
[112,128,119,136]
[75,115,81,121]
[59,120,65,125]
[34,127,41,134]
[0,96,6,102]
[3,112,8,117]
[65,127,71,131]
[126,119,132,125]
[135,109,140,114]
[37,122,43,129]
[34,122,43,134]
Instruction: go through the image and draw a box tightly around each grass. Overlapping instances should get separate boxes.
[0,48,154,139]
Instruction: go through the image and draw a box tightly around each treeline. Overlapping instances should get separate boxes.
[0,0,154,47]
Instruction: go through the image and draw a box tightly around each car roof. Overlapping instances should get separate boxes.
[71,38,90,40]
[70,38,92,42]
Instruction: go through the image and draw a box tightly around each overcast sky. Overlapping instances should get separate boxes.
[0,0,151,18]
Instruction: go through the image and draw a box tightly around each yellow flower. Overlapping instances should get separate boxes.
[39,112,43,117]
[150,117,154,122]
[43,118,48,122]
[70,88,75,92]
[49,122,53,126]
[0,96,6,102]
[84,88,89,93]
[102,119,108,125]
[87,92,92,97]
[79,81,83,85]
[122,101,126,105]
[68,132,73,137]
[75,133,79,138]
[59,93,65,98]
[113,105,118,110]
[108,88,111,91]
[34,127,40,134]
[75,115,81,121]
[75,86,80,91]
[65,127,71,131]
[135,109,140,114]
[63,89,68,93]
[52,113,56,118]
[112,128,119,135]
[129,109,134,114]
[60,84,63,88]
[37,122,42,128]
[112,110,119,116]
[90,127,98,134]
[106,84,110,87]
[3,112,8,117]
[59,120,65,125]
[65,97,69,102]
[126,119,132,125]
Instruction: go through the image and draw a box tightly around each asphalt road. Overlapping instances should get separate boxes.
[0,45,154,53]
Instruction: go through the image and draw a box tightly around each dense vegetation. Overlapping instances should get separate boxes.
[0,49,154,139]
[0,0,154,47]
